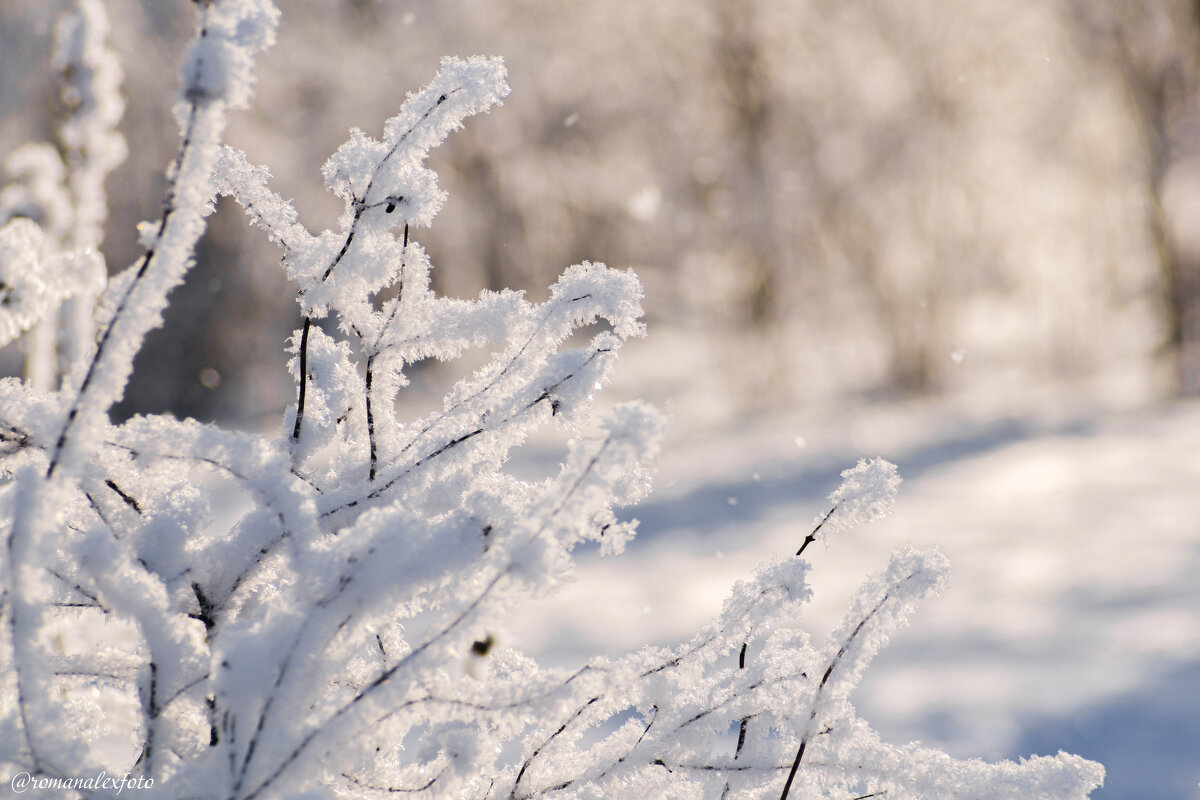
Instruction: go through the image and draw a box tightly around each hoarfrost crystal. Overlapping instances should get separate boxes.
[823,456,902,535]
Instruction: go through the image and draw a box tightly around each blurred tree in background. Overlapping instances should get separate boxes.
[1067,0,1200,395]
[1,0,1191,428]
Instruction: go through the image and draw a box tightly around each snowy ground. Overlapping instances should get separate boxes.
[506,389,1200,800]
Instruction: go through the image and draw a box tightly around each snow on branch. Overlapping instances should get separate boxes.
[798,456,901,555]
[46,0,278,480]
[0,4,1103,799]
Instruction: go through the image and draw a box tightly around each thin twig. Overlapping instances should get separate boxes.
[294,92,453,445]
[779,578,911,800]
[47,37,217,478]
[292,317,312,441]
[721,641,754,800]
[365,352,377,481]
[796,505,837,556]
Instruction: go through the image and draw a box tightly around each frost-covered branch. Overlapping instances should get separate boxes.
[47,0,278,479]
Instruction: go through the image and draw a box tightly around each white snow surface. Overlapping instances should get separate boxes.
[507,394,1200,800]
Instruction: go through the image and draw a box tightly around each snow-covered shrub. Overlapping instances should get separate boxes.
[0,1,1103,797]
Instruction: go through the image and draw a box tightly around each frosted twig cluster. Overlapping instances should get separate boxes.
[0,2,1103,798]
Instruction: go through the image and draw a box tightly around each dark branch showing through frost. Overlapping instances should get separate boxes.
[796,504,837,556]
[292,92,454,444]
[48,100,202,478]
[778,581,908,800]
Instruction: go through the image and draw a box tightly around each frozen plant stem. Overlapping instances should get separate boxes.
[779,586,898,800]
[47,109,192,479]
[365,351,377,480]
[48,0,272,479]
[291,89,454,446]
[796,504,837,556]
[720,641,753,800]
[291,316,311,441]
[362,223,408,478]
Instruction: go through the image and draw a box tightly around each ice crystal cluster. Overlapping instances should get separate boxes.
[0,1,1103,798]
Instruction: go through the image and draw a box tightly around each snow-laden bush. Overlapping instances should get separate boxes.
[0,1,1104,797]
